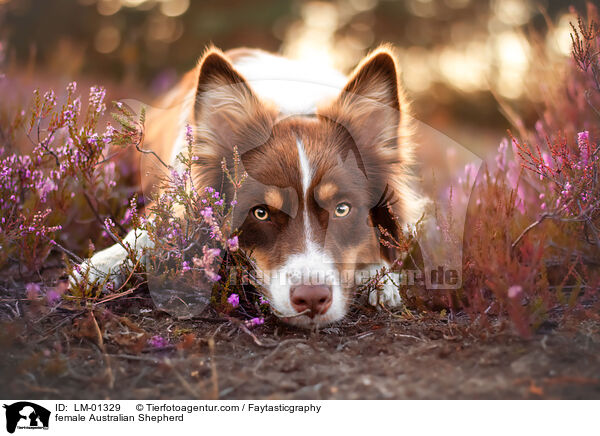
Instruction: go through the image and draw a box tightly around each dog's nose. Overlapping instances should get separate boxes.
[290,285,332,317]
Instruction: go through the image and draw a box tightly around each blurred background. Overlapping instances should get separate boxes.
[0,0,587,155]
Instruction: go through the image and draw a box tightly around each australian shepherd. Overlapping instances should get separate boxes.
[73,44,422,328]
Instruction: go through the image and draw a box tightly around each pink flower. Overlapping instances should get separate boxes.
[200,207,213,219]
[227,236,239,252]
[45,289,61,305]
[37,177,57,202]
[67,81,77,93]
[194,246,220,266]
[246,317,264,327]
[577,131,590,166]
[227,293,240,308]
[121,208,134,226]
[495,139,508,172]
[148,335,169,348]
[199,207,223,241]
[26,283,41,300]
[185,123,194,146]
[577,130,589,143]
[205,270,221,282]
[508,285,523,299]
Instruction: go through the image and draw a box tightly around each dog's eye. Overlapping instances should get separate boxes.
[334,202,351,218]
[252,206,270,221]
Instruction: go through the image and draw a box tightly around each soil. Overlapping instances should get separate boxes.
[1,266,599,400]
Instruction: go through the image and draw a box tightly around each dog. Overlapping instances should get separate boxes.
[72,45,422,327]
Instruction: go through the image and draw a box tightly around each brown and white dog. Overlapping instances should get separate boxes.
[74,45,422,327]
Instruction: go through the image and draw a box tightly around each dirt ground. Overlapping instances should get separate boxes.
[1,266,599,400]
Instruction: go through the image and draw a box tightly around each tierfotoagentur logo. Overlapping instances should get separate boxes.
[2,402,50,434]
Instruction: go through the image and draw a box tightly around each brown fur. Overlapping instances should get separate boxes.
[141,45,420,320]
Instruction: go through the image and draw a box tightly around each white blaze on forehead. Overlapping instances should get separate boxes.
[297,137,315,247]
[258,136,346,326]
[296,138,313,196]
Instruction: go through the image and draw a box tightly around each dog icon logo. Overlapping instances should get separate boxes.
[3,402,50,434]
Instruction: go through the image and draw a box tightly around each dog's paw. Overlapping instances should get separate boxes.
[69,229,151,292]
[368,273,403,308]
[69,244,129,291]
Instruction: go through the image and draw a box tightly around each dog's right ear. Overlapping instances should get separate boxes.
[193,48,275,164]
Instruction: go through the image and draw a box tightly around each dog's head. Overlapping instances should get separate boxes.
[191,46,419,327]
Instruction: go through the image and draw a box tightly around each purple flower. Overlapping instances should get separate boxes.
[205,271,221,282]
[577,131,590,166]
[26,283,41,299]
[200,207,213,219]
[89,86,107,114]
[43,90,57,110]
[495,139,508,172]
[200,207,223,241]
[195,246,220,266]
[193,247,222,282]
[121,208,134,226]
[508,285,523,299]
[259,295,269,306]
[577,130,589,144]
[246,317,264,327]
[37,177,57,202]
[227,235,239,252]
[148,335,169,348]
[185,124,194,146]
[227,293,240,308]
[45,289,62,305]
[103,123,115,143]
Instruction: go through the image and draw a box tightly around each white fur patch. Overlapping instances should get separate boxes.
[266,245,346,326]
[296,138,312,196]
[232,51,346,115]
[367,269,403,308]
[70,229,152,290]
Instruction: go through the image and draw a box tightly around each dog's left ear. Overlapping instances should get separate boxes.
[193,47,276,166]
[319,46,405,151]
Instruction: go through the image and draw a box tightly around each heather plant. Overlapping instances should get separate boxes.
[0,82,133,272]
[139,131,268,323]
[2,8,599,338]
[442,8,600,336]
[47,96,268,324]
[509,8,600,254]
[509,9,600,270]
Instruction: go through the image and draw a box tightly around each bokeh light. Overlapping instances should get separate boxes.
[0,0,584,154]
[95,26,121,54]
